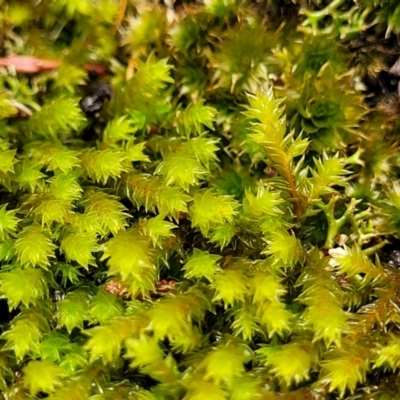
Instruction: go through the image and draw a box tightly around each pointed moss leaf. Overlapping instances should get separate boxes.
[112,56,173,120]
[209,224,236,249]
[54,263,84,286]
[85,324,125,364]
[184,381,227,400]
[257,301,292,337]
[251,273,286,304]
[80,149,128,184]
[85,316,145,363]
[157,186,191,220]
[244,90,286,145]
[0,148,17,174]
[374,335,400,371]
[66,211,103,234]
[126,141,150,163]
[149,290,210,351]
[57,291,90,333]
[183,249,222,282]
[0,268,47,309]
[176,100,217,136]
[103,116,135,144]
[148,298,194,345]
[3,320,43,360]
[243,185,284,219]
[48,172,82,201]
[88,290,124,325]
[125,335,165,369]
[182,136,219,168]
[231,304,260,341]
[304,293,349,347]
[15,225,56,268]
[40,332,72,362]
[201,343,252,386]
[189,189,239,236]
[47,384,90,400]
[101,228,156,296]
[309,155,348,198]
[15,159,46,192]
[0,205,19,240]
[28,97,86,138]
[81,190,130,236]
[297,254,350,346]
[265,230,304,267]
[32,197,71,226]
[288,134,309,158]
[23,360,66,395]
[47,146,80,173]
[244,90,300,184]
[134,56,174,92]
[139,216,176,247]
[25,141,80,173]
[211,24,271,90]
[0,238,16,261]
[329,245,378,278]
[61,231,97,269]
[155,153,207,191]
[230,376,263,400]
[59,344,88,374]
[125,173,191,218]
[322,351,369,397]
[258,342,314,385]
[212,270,248,308]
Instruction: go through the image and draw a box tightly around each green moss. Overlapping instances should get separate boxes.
[1,1,400,399]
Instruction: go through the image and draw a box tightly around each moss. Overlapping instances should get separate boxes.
[1,0,400,399]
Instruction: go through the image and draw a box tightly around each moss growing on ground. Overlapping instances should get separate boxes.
[2,0,400,398]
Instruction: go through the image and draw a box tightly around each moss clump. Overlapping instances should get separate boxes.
[2,0,400,398]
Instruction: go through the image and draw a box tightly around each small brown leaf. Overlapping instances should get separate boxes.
[0,55,107,76]
[0,56,61,73]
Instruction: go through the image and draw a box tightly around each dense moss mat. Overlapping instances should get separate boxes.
[3,0,400,398]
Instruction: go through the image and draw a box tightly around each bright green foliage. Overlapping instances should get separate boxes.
[156,152,207,191]
[321,349,369,397]
[27,98,85,138]
[0,268,47,309]
[189,189,239,235]
[1,1,400,399]
[14,225,56,268]
[101,228,156,296]
[81,189,129,236]
[212,269,248,308]
[176,100,217,137]
[85,316,146,363]
[139,216,176,247]
[57,291,91,333]
[60,232,97,268]
[23,360,66,395]
[200,342,252,386]
[26,142,80,173]
[297,254,349,346]
[87,290,124,325]
[258,342,315,385]
[265,230,304,267]
[374,335,400,371]
[3,305,51,360]
[0,205,19,240]
[15,159,46,193]
[183,249,221,282]
[80,149,128,184]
